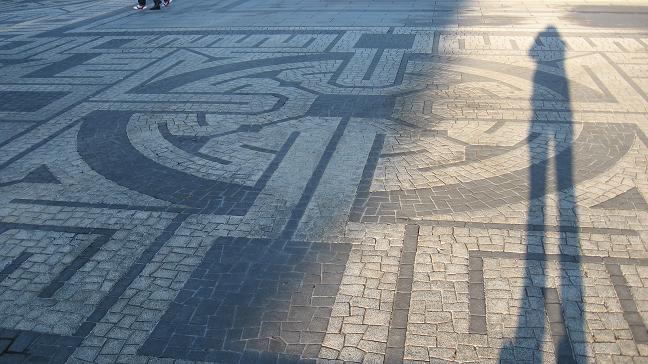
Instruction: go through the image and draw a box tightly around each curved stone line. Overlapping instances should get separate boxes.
[405,54,612,102]
[138,236,352,362]
[132,53,353,95]
[592,187,648,212]
[158,123,232,165]
[127,52,462,101]
[327,51,417,90]
[417,132,543,172]
[351,123,636,219]
[0,165,60,187]
[77,110,295,215]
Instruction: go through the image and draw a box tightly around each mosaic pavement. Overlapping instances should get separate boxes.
[1,0,648,363]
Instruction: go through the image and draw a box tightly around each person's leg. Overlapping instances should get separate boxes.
[150,0,161,10]
[134,0,146,9]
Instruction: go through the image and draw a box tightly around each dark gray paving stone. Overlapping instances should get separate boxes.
[352,124,636,221]
[19,165,60,184]
[354,34,415,49]
[0,328,77,364]
[76,110,296,215]
[139,237,350,361]
[25,54,98,78]
[0,340,9,353]
[306,95,396,118]
[0,91,68,112]
[592,187,648,211]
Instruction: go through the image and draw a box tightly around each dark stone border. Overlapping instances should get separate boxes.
[0,222,121,363]
[0,214,189,363]
[0,222,118,294]
[38,232,115,298]
[352,123,636,221]
[78,213,188,335]
[24,54,98,79]
[468,256,487,334]
[280,117,350,239]
[401,218,639,236]
[76,110,298,215]
[348,134,385,223]
[469,249,648,346]
[0,252,31,285]
[138,236,351,363]
[10,199,187,213]
[544,287,577,364]
[0,328,80,364]
[385,224,419,363]
[606,264,648,343]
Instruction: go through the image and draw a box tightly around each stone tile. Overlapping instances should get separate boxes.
[1,0,648,363]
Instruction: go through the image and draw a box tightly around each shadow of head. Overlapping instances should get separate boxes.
[529,25,565,61]
[528,25,571,101]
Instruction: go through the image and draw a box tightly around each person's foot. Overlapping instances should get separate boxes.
[133,4,146,9]
[163,0,172,6]
[150,5,161,10]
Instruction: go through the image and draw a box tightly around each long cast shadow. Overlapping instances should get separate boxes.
[500,26,586,363]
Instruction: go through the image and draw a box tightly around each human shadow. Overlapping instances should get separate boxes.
[500,26,585,363]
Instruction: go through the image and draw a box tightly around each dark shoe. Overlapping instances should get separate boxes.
[150,5,161,10]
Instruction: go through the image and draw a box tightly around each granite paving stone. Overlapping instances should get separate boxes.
[1,0,648,363]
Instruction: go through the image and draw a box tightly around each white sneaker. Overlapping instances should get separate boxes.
[163,0,172,6]
[133,4,146,9]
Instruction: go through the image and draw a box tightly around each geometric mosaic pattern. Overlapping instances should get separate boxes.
[1,0,648,363]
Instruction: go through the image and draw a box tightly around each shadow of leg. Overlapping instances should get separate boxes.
[500,25,583,364]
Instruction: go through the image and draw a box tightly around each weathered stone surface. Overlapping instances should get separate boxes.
[1,0,648,363]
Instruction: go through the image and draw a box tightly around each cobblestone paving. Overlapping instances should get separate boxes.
[1,0,648,363]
